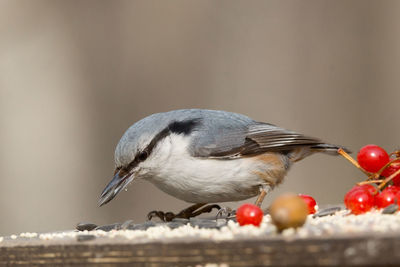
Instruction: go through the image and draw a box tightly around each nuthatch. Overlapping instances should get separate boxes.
[99,109,347,221]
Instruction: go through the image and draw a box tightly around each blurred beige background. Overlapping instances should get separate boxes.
[0,0,399,235]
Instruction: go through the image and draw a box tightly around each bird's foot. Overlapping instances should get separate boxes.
[147,210,176,222]
[216,207,236,219]
[147,203,221,222]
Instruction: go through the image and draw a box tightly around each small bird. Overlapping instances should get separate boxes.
[99,109,347,221]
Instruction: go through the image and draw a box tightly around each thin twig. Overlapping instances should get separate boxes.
[357,180,383,186]
[379,168,400,190]
[376,157,400,176]
[337,148,370,176]
[389,150,400,158]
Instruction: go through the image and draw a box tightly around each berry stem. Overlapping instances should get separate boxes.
[357,180,383,186]
[378,168,400,190]
[338,148,371,176]
[389,150,400,158]
[376,157,400,176]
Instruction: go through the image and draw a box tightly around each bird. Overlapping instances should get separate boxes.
[99,109,348,221]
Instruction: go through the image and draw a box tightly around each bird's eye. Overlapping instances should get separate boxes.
[138,151,148,161]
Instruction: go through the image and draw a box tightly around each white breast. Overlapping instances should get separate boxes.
[140,134,287,203]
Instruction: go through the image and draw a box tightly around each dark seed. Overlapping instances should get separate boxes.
[382,203,399,214]
[189,218,220,229]
[95,223,122,232]
[76,234,96,242]
[166,222,186,229]
[171,218,189,224]
[121,220,134,230]
[76,222,98,231]
[216,218,228,227]
[130,221,160,230]
[125,224,142,230]
[313,206,343,218]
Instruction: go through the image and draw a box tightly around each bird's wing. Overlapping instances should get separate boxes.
[190,121,327,158]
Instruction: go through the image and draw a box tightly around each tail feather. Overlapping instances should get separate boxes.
[310,143,351,155]
[288,143,350,162]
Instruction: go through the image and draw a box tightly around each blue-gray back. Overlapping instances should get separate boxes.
[115,109,252,163]
[115,109,335,166]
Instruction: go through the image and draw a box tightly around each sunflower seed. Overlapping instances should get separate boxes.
[76,234,96,242]
[76,222,98,231]
[313,206,342,218]
[382,203,399,214]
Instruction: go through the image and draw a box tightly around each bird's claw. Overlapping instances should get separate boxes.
[147,211,175,222]
[216,207,236,219]
[147,204,222,222]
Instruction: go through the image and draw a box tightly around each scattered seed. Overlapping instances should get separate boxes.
[166,222,186,229]
[121,220,134,230]
[189,218,221,229]
[76,222,98,231]
[171,218,189,224]
[95,223,122,232]
[216,218,228,228]
[6,209,400,243]
[130,221,160,230]
[382,204,399,214]
[76,234,96,242]
[313,206,343,218]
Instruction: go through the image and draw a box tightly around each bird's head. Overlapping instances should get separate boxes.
[98,142,151,207]
[99,111,201,206]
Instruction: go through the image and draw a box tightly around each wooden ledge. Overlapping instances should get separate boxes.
[1,233,399,266]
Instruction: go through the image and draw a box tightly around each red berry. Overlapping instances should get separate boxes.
[298,194,317,214]
[236,203,264,226]
[375,186,400,209]
[344,185,376,214]
[345,184,378,197]
[357,145,389,173]
[382,161,400,186]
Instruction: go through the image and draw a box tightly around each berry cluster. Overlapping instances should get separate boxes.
[236,144,400,226]
[340,145,400,214]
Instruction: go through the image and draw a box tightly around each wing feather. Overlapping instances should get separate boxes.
[192,122,331,158]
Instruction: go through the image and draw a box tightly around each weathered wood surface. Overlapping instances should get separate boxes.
[1,234,400,266]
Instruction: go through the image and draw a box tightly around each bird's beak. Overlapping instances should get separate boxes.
[99,170,134,207]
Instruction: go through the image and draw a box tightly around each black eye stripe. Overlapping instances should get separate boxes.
[168,118,201,135]
[123,118,201,172]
